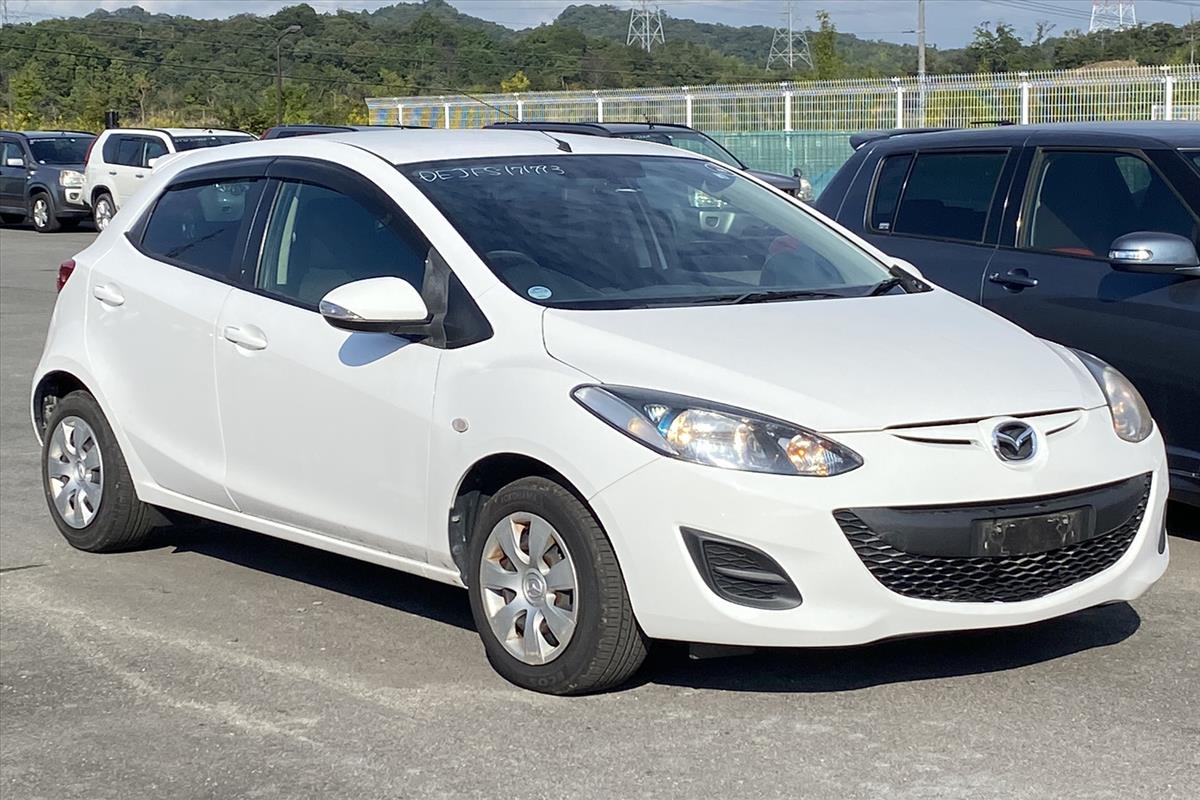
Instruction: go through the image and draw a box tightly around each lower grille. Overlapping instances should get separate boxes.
[835,474,1151,603]
[682,529,802,610]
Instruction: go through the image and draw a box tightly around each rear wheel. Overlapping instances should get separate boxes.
[92,193,115,231]
[31,193,60,233]
[42,391,157,552]
[467,477,647,694]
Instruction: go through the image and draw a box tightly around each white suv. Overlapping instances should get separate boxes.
[33,131,1169,694]
[82,127,253,230]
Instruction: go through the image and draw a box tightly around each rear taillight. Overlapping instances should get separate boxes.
[57,259,76,292]
[83,138,96,165]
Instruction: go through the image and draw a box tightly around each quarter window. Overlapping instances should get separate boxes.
[1024,150,1199,257]
[256,180,428,308]
[869,154,913,232]
[892,151,1007,243]
[140,179,264,278]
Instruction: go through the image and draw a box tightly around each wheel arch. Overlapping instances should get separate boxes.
[448,452,595,582]
[90,185,113,206]
[32,370,94,439]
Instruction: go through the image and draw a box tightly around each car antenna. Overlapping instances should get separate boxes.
[456,87,572,152]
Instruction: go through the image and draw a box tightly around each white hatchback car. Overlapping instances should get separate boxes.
[82,127,254,230]
[33,130,1169,694]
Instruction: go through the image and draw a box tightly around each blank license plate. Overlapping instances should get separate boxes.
[971,507,1091,557]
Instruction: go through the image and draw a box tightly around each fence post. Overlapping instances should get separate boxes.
[1019,72,1030,124]
[395,102,403,126]
[594,91,603,123]
[1162,66,1175,121]
[783,83,793,132]
[684,87,694,127]
[893,79,904,128]
[515,93,524,121]
[441,97,451,129]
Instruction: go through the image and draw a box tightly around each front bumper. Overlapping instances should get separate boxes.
[590,407,1169,647]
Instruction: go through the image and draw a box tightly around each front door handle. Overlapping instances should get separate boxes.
[92,283,125,306]
[223,324,268,351]
[134,173,145,179]
[988,270,1039,290]
[107,170,117,176]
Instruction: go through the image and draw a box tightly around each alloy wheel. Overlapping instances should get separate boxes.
[32,197,50,230]
[94,199,113,230]
[45,416,104,529]
[479,512,579,665]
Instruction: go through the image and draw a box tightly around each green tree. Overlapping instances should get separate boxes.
[500,69,531,93]
[811,10,844,80]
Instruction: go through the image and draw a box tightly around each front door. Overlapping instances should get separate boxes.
[214,167,439,559]
[982,147,1200,478]
[0,137,26,212]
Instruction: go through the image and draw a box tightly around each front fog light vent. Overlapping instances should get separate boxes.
[682,529,802,610]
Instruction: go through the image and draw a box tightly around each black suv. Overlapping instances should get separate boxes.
[0,130,96,232]
[816,122,1200,506]
[486,121,811,200]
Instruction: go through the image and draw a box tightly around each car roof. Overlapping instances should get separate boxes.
[3,130,94,138]
[865,121,1200,150]
[99,127,251,138]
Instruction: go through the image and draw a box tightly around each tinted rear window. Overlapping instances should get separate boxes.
[892,151,1007,243]
[869,154,913,232]
[140,180,263,278]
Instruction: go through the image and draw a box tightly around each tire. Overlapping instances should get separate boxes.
[41,390,157,552]
[30,192,60,233]
[467,476,648,694]
[92,192,115,231]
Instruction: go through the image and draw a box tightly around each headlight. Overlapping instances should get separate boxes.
[572,385,862,476]
[59,170,84,188]
[1071,349,1153,442]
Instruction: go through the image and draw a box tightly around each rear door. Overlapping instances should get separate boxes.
[854,148,1015,300]
[109,134,167,207]
[86,159,270,507]
[982,145,1200,474]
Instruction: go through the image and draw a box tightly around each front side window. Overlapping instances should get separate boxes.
[1186,150,1200,174]
[114,137,145,167]
[28,137,93,164]
[403,155,896,310]
[0,139,22,164]
[144,138,168,164]
[1024,150,1199,257]
[256,180,428,308]
[173,135,254,151]
[891,151,1007,243]
[869,154,913,232]
[140,179,264,278]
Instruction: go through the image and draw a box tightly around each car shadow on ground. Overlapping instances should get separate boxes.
[156,520,475,632]
[152,517,1153,694]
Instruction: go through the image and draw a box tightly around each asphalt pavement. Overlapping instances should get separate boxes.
[1,226,1198,799]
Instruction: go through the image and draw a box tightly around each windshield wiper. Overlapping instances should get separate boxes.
[867,276,906,296]
[729,289,847,305]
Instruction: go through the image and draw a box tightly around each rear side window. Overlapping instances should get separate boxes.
[869,154,913,232]
[140,179,264,278]
[101,135,121,163]
[256,180,428,308]
[1025,150,1199,257]
[892,151,1007,243]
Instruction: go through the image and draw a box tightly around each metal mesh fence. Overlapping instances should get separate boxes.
[368,65,1198,183]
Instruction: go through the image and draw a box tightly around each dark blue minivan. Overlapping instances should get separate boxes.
[816,122,1200,506]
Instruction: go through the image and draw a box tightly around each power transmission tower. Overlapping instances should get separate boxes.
[1089,1,1137,33]
[627,1,665,52]
[0,0,8,27]
[766,2,813,71]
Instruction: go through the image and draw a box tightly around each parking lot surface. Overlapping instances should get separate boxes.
[1,226,1198,799]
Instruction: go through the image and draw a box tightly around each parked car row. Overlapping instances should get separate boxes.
[31,124,1183,694]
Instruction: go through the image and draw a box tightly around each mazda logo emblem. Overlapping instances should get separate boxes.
[993,422,1037,462]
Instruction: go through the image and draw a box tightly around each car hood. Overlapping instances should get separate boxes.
[542,290,1103,432]
[747,169,800,191]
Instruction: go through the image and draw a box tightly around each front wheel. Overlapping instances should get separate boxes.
[31,193,60,233]
[92,192,115,231]
[467,477,648,694]
[42,391,158,552]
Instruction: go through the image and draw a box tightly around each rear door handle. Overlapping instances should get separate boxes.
[988,270,1039,290]
[223,324,268,351]
[134,173,144,179]
[92,283,125,306]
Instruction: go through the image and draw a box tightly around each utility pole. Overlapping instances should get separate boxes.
[275,24,302,127]
[626,1,665,52]
[767,2,813,72]
[916,0,926,126]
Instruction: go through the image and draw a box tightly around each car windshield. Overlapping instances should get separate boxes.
[617,131,742,169]
[173,135,254,151]
[1187,150,1200,175]
[28,137,93,164]
[402,155,894,310]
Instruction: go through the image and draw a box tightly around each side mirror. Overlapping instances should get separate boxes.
[5,157,25,168]
[891,258,924,280]
[147,157,161,168]
[792,166,804,179]
[1109,231,1200,277]
[319,277,430,333]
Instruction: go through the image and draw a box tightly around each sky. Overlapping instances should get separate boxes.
[5,0,1198,48]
